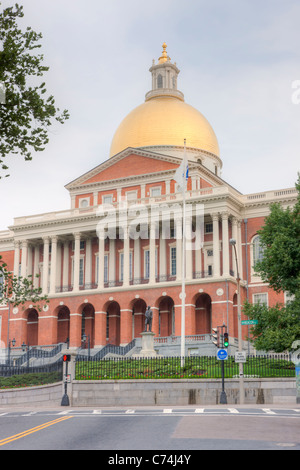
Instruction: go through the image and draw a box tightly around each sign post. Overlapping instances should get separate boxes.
[217,347,228,404]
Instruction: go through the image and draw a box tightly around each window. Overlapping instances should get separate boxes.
[71,257,84,286]
[205,223,213,233]
[120,252,133,281]
[170,246,176,276]
[79,258,84,286]
[104,254,108,283]
[253,293,268,305]
[79,198,89,208]
[157,74,163,88]
[151,187,161,197]
[253,236,264,267]
[125,190,137,201]
[284,292,295,305]
[103,195,113,205]
[145,250,150,279]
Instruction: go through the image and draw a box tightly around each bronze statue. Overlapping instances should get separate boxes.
[144,306,153,332]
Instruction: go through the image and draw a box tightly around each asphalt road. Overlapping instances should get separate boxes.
[0,405,299,453]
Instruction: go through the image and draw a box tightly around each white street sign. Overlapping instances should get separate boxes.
[235,351,247,363]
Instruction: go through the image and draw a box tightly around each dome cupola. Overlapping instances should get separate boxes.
[110,44,221,174]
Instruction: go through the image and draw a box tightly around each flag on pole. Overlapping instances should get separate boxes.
[174,155,189,192]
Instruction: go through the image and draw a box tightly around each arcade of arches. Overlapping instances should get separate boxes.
[19,287,240,348]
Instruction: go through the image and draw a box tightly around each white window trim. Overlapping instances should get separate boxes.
[250,235,264,281]
[170,245,177,276]
[119,250,133,281]
[79,197,90,208]
[71,255,85,286]
[125,190,138,201]
[150,186,162,197]
[252,292,268,306]
[102,194,113,205]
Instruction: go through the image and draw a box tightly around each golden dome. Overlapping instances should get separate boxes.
[109,96,220,158]
[109,44,220,159]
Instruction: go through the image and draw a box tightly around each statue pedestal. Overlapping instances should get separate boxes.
[133,331,159,357]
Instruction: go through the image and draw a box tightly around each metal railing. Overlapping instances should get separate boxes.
[75,354,295,380]
[0,359,63,379]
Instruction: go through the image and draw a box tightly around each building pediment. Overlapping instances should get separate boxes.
[65,148,184,190]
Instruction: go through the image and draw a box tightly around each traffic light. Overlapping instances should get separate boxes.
[63,354,71,362]
[212,327,219,347]
[223,332,229,348]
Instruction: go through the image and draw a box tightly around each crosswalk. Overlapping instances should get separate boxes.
[0,407,299,418]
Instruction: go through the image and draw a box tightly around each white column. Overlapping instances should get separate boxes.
[56,242,62,292]
[231,217,238,276]
[212,213,220,277]
[33,244,39,288]
[13,241,20,277]
[222,211,230,277]
[123,227,130,287]
[20,240,28,278]
[73,233,80,292]
[149,222,156,284]
[176,219,182,282]
[97,234,104,290]
[85,237,92,287]
[185,216,193,280]
[62,241,69,290]
[109,239,116,284]
[42,236,50,294]
[237,219,243,280]
[49,236,58,294]
[159,228,166,280]
[134,238,140,281]
[27,243,33,278]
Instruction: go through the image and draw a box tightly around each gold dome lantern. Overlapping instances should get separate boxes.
[109,44,220,160]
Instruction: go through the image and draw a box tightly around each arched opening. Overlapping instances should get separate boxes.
[157,296,174,337]
[106,301,120,345]
[131,298,147,338]
[57,306,70,344]
[195,293,211,334]
[27,309,39,346]
[157,73,163,88]
[80,303,95,349]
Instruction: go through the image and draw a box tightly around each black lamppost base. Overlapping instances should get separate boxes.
[220,391,227,404]
[61,394,70,406]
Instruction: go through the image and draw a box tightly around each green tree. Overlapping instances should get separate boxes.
[243,174,300,352]
[0,3,69,177]
[0,255,48,315]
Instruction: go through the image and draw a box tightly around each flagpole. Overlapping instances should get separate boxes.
[180,139,187,367]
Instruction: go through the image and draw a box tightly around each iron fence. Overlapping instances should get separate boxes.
[0,359,63,379]
[75,354,295,380]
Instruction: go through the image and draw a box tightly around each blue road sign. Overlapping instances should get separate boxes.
[217,349,228,360]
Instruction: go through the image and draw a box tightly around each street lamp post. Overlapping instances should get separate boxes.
[230,238,245,404]
[8,337,16,365]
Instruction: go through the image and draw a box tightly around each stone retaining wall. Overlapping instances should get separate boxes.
[70,378,296,406]
[0,382,62,406]
[0,378,296,407]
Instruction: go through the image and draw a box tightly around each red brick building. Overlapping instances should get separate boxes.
[0,44,297,355]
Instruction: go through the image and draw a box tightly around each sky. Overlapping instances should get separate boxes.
[0,0,299,230]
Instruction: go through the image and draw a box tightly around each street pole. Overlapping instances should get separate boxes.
[230,238,245,404]
[220,324,227,404]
